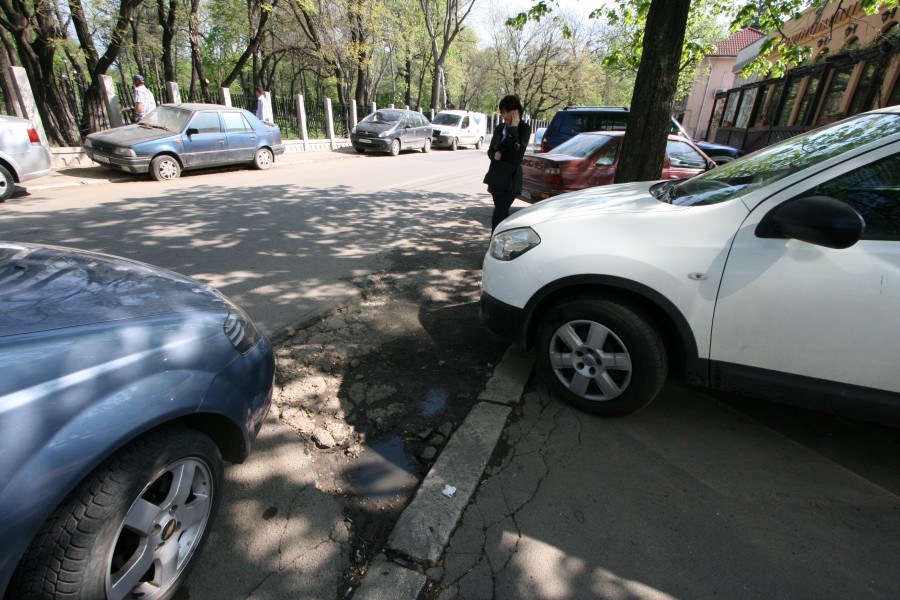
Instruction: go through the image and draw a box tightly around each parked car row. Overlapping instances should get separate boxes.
[350,108,488,155]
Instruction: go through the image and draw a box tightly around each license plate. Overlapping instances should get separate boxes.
[94,155,110,164]
[359,139,372,144]
[520,189,531,200]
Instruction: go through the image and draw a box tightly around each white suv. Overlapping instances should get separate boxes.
[481,106,900,422]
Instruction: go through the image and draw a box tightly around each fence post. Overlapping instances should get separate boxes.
[350,103,358,129]
[430,109,435,121]
[99,74,125,129]
[389,103,395,109]
[220,87,232,107]
[8,66,49,145]
[371,102,377,115]
[297,94,309,152]
[166,82,181,104]
[325,98,336,150]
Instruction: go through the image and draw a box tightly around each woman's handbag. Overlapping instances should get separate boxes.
[483,159,516,190]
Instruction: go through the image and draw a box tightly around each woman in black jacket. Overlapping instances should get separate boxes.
[484,95,532,232]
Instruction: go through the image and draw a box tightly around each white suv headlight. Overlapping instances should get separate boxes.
[489,227,541,261]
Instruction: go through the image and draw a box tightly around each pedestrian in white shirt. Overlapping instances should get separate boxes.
[133,75,156,122]
[255,88,273,123]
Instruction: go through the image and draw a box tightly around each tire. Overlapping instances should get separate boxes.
[475,137,483,150]
[354,146,366,154]
[9,428,223,600]
[150,155,181,181]
[422,137,431,153]
[710,155,734,165]
[535,297,667,416]
[450,137,458,151]
[389,139,401,156]
[0,164,13,202]
[253,147,274,170]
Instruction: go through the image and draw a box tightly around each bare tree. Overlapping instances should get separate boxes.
[418,0,475,111]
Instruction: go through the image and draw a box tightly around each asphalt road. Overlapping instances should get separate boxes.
[2,146,500,338]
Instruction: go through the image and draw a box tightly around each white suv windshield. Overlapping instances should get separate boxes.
[669,112,900,206]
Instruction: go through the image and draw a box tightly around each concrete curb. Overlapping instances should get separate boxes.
[351,346,535,600]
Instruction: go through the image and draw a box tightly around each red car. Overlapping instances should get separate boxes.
[519,131,714,203]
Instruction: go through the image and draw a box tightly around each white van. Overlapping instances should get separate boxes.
[431,110,487,150]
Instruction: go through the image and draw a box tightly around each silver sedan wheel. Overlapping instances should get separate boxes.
[106,456,215,599]
[547,319,633,401]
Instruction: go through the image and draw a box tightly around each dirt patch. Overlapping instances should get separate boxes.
[270,241,509,596]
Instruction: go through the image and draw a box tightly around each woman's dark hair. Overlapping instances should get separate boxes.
[498,95,523,116]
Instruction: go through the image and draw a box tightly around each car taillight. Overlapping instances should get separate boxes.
[540,139,550,153]
[27,128,40,143]
[542,167,562,185]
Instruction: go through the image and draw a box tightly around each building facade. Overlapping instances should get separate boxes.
[705,1,899,152]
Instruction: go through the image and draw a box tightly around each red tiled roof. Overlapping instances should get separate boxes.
[711,28,765,56]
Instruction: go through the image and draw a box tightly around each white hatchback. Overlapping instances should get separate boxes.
[481,106,900,422]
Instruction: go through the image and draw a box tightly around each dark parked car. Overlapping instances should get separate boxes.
[351,109,433,155]
[0,242,274,599]
[0,115,51,202]
[520,131,714,203]
[83,103,285,181]
[540,105,742,165]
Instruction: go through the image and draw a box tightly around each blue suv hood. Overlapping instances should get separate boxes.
[0,242,223,337]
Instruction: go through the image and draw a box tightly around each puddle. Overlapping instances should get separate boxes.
[422,388,447,416]
[346,435,417,500]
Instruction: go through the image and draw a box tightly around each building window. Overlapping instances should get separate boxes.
[721,92,740,127]
[849,62,880,115]
[796,71,823,125]
[819,65,854,121]
[735,87,758,128]
[753,83,776,126]
[776,77,803,125]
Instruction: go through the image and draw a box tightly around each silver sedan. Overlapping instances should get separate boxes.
[0,115,52,202]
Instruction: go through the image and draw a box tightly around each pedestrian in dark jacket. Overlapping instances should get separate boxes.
[483,95,532,232]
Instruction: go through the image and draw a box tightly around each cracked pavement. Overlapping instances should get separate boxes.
[434,381,900,600]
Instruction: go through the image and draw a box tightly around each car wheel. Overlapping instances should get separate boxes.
[536,296,667,416]
[253,147,274,170]
[8,428,223,600]
[355,146,366,154]
[0,164,13,202]
[389,139,400,156]
[422,137,431,153]
[475,137,483,150]
[150,155,181,181]
[450,137,458,151]
[710,155,734,165]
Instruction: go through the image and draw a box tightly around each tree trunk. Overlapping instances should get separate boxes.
[188,0,210,100]
[614,0,690,184]
[157,0,178,84]
[0,0,82,144]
